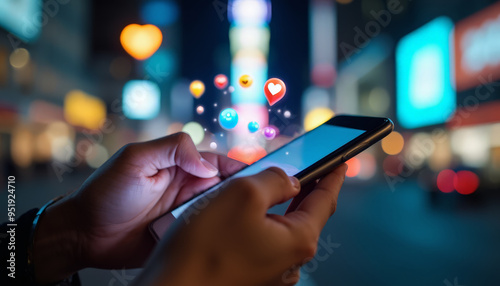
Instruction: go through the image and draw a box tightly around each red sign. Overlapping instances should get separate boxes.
[454,1,500,91]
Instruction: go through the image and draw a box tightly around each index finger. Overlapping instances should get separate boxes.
[286,163,347,234]
[200,152,247,178]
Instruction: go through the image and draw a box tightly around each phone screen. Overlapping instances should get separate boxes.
[170,124,365,218]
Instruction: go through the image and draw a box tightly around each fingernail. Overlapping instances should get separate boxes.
[201,158,218,173]
[289,176,300,189]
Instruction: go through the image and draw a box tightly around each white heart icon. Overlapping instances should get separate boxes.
[267,83,282,96]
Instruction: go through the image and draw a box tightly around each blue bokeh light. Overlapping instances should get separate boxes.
[140,0,179,27]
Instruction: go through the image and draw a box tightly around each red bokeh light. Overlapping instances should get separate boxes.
[346,157,361,177]
[453,170,479,195]
[437,169,456,193]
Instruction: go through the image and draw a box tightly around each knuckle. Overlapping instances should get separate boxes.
[173,132,192,144]
[315,186,338,215]
[229,177,261,203]
[297,239,318,261]
[265,166,289,183]
[291,223,319,260]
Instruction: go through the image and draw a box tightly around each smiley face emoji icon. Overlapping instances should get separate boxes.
[239,75,253,88]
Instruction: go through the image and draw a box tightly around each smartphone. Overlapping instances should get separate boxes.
[150,115,394,241]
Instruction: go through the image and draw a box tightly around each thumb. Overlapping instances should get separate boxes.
[130,133,218,178]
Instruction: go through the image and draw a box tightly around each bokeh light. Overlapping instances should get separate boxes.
[86,144,109,169]
[381,131,404,155]
[346,157,361,178]
[64,90,106,130]
[210,142,217,150]
[451,127,490,168]
[140,0,179,27]
[11,125,33,167]
[437,169,455,193]
[120,24,163,60]
[368,87,390,114]
[454,170,479,195]
[9,48,30,69]
[229,0,271,26]
[145,50,176,78]
[182,121,205,145]
[304,107,334,131]
[357,152,377,180]
[123,80,161,120]
[196,105,205,115]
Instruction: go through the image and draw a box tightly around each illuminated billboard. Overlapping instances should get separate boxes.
[454,1,500,91]
[0,0,42,42]
[396,17,456,129]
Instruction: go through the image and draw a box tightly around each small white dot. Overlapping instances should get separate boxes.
[223,91,227,95]
[284,110,291,118]
[277,109,281,113]
[228,86,235,92]
[210,142,217,149]
[285,151,289,155]
[204,128,207,131]
[213,118,217,122]
[220,133,224,137]
[214,103,218,107]
[268,109,271,112]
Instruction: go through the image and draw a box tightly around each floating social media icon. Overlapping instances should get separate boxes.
[189,80,205,98]
[239,74,253,88]
[264,78,286,106]
[120,24,163,60]
[219,108,239,129]
[262,126,276,140]
[248,121,260,133]
[214,74,228,90]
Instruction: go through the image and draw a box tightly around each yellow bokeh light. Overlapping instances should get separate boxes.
[381,131,404,155]
[64,90,106,130]
[304,107,335,131]
[9,48,30,69]
[120,24,162,60]
[11,125,33,167]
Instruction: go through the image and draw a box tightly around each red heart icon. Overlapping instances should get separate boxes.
[264,78,286,106]
[214,74,228,90]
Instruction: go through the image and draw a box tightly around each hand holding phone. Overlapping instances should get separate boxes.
[150,115,393,240]
[133,163,348,286]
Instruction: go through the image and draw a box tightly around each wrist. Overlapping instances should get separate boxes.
[33,195,85,284]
